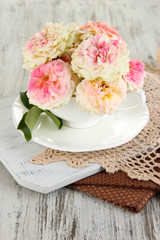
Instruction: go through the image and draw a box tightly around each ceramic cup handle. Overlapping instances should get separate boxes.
[117,91,146,112]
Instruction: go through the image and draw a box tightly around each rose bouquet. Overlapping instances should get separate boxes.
[19,21,145,141]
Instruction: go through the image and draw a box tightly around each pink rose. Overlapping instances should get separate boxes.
[72,34,129,81]
[27,59,74,110]
[23,23,68,70]
[76,78,126,115]
[80,21,124,43]
[124,58,145,89]
[85,35,120,65]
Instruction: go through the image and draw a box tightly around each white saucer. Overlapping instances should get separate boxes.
[12,91,149,152]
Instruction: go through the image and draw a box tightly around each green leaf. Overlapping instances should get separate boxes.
[18,92,63,142]
[25,106,42,131]
[44,110,63,130]
[17,112,32,142]
[20,91,33,110]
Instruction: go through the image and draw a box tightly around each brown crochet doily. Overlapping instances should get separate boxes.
[30,64,160,185]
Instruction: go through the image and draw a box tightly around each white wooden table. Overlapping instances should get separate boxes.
[0,0,160,239]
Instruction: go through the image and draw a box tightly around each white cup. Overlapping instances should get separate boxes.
[52,97,101,128]
[51,90,146,129]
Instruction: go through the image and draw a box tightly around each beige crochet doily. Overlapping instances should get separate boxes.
[30,64,160,185]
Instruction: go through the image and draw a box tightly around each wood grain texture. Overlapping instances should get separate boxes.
[0,0,160,239]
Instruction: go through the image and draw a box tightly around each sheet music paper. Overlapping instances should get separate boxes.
[0,96,101,193]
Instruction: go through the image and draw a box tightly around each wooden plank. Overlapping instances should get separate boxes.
[0,0,160,239]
